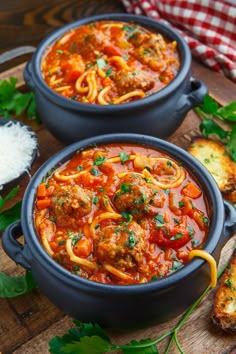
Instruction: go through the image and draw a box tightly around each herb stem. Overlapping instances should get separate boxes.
[194,106,209,120]
[121,261,229,354]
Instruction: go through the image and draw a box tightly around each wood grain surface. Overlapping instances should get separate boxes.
[0,1,236,353]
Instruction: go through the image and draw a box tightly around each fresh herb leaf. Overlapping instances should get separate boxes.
[199,95,219,114]
[0,200,22,231]
[199,119,228,140]
[63,336,113,354]
[195,94,236,162]
[0,77,38,121]
[226,124,236,162]
[0,186,22,231]
[0,270,37,298]
[94,155,107,166]
[217,101,236,121]
[119,152,130,164]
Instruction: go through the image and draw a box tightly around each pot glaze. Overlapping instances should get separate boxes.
[2,134,236,329]
[24,14,208,144]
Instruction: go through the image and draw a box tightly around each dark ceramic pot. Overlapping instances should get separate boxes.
[2,134,236,329]
[23,14,208,145]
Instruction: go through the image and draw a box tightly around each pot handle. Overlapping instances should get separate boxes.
[23,61,35,90]
[176,77,208,114]
[222,200,236,241]
[2,221,32,270]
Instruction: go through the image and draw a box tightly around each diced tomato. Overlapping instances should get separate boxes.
[103,45,122,57]
[150,217,192,250]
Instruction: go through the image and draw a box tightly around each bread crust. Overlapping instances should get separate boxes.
[188,138,236,203]
[212,249,236,332]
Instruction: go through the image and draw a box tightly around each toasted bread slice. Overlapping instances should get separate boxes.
[212,249,236,331]
[188,138,236,203]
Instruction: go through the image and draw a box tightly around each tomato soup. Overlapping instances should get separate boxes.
[41,21,180,104]
[34,144,210,285]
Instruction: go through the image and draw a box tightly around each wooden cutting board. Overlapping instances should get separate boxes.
[0,60,236,354]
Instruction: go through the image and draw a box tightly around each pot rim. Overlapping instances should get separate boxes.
[22,133,224,295]
[29,13,192,113]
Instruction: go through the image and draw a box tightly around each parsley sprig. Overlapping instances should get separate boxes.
[194,95,236,162]
[0,77,38,121]
[0,186,22,231]
[48,264,228,354]
[0,186,38,297]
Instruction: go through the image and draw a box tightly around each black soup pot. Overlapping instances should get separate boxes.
[23,14,208,145]
[2,134,236,329]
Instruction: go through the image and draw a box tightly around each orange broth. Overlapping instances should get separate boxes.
[34,144,210,285]
[41,21,180,104]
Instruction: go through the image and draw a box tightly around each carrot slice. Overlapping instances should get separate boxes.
[36,198,51,209]
[182,182,202,199]
[37,183,48,198]
[74,238,92,257]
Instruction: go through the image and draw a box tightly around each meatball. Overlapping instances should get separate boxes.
[95,221,145,270]
[113,174,164,216]
[50,185,92,227]
[113,70,155,96]
[70,31,105,61]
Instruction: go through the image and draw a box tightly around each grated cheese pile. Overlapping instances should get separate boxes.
[0,121,38,189]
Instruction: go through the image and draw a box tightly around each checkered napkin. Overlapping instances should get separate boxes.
[120,0,236,82]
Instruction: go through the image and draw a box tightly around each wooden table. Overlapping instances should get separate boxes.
[0,1,236,353]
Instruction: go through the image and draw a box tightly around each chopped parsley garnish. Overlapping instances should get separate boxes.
[133,191,146,205]
[94,155,107,166]
[202,216,209,224]
[73,265,80,271]
[172,261,183,271]
[125,231,137,248]
[58,240,65,246]
[173,217,180,224]
[170,233,183,240]
[77,165,83,171]
[154,214,165,225]
[69,232,83,246]
[188,226,194,238]
[179,201,185,207]
[192,239,200,247]
[90,167,100,176]
[86,62,94,69]
[121,212,133,226]
[122,25,137,32]
[93,196,99,205]
[119,152,130,164]
[105,68,113,77]
[121,183,131,193]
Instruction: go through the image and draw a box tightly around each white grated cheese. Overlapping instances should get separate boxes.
[0,121,38,189]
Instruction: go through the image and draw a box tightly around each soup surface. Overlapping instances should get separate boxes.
[34,144,210,285]
[41,20,180,104]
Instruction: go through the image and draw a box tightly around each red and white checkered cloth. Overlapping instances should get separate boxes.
[120,0,236,82]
